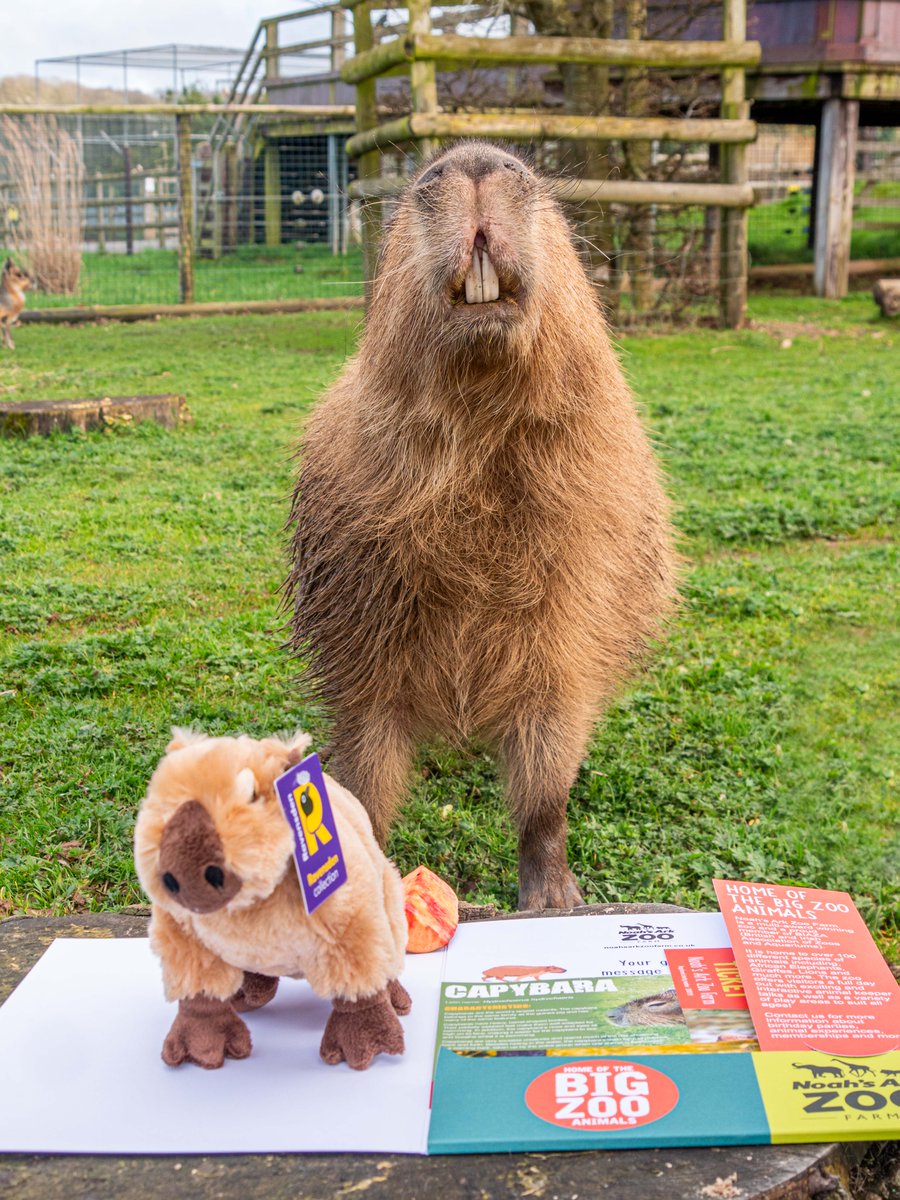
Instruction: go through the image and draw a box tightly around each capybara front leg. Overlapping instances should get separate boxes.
[162,994,252,1069]
[320,988,405,1070]
[328,712,413,847]
[497,708,589,912]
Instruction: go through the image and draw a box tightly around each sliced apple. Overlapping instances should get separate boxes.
[402,865,459,953]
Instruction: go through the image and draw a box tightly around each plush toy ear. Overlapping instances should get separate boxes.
[235,766,258,803]
[166,726,208,754]
[284,730,313,767]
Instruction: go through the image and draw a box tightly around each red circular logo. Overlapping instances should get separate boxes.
[525,1059,680,1131]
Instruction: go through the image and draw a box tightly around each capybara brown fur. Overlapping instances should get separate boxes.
[285,141,677,911]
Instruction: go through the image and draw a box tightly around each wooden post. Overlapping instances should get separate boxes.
[264,140,282,248]
[177,112,194,304]
[351,0,381,302]
[211,149,224,260]
[719,0,749,328]
[624,0,653,314]
[331,8,347,105]
[96,175,106,253]
[265,21,279,85]
[408,0,438,161]
[223,144,238,252]
[122,145,134,257]
[814,98,859,299]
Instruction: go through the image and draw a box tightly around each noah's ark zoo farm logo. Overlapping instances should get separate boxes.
[618,923,675,942]
[748,1052,900,1137]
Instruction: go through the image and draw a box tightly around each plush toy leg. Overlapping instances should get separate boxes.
[230,971,279,1013]
[320,988,404,1070]
[162,994,252,1069]
[388,978,412,1016]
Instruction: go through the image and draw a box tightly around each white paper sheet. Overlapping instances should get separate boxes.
[443,911,730,981]
[0,938,444,1155]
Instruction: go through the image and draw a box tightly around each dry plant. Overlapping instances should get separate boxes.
[0,116,84,294]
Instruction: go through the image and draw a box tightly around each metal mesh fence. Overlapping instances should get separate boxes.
[748,123,900,268]
[0,111,365,309]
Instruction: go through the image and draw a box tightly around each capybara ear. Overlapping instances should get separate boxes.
[166,726,208,754]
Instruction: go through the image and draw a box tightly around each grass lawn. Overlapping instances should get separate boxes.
[29,244,366,309]
[0,294,897,960]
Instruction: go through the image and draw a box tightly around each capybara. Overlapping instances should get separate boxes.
[607,989,687,1028]
[285,141,677,911]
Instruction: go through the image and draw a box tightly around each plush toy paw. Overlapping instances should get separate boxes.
[162,994,252,1069]
[388,978,412,1016]
[320,987,405,1070]
[231,971,279,1013]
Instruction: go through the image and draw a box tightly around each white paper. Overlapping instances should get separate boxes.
[0,938,443,1155]
[442,911,730,981]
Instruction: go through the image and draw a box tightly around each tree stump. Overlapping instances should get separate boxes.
[0,394,189,438]
[0,909,893,1200]
[873,279,900,318]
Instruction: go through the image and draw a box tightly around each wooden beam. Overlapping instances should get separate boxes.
[814,98,859,299]
[264,142,282,248]
[719,0,749,329]
[176,113,194,305]
[0,104,355,116]
[408,0,438,160]
[346,112,756,158]
[350,174,755,207]
[20,297,363,325]
[342,32,760,84]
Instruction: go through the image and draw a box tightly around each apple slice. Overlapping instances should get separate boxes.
[402,865,459,953]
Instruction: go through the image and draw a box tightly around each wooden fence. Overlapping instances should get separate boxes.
[339,0,761,327]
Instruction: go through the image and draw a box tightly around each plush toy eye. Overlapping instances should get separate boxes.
[162,872,180,894]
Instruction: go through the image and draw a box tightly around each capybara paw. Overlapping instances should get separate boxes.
[388,978,412,1016]
[231,971,279,1013]
[161,995,252,1069]
[518,868,584,913]
[320,989,405,1070]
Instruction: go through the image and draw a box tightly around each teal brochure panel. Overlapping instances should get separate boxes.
[427,1050,772,1154]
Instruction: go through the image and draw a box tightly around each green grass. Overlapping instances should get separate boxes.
[749,184,900,266]
[30,244,366,308]
[0,294,897,960]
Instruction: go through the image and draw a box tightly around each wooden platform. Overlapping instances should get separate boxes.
[0,394,189,437]
[1,908,892,1200]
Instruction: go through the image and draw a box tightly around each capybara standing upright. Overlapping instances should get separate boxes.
[285,142,677,911]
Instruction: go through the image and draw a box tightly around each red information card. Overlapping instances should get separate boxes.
[666,948,749,1012]
[714,879,900,1057]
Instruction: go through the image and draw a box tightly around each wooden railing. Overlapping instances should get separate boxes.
[339,0,761,326]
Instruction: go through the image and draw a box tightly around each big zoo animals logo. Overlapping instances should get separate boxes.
[525,1059,679,1130]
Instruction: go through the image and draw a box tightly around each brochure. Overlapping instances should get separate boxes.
[0,883,898,1155]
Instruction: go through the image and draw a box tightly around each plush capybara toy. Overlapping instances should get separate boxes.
[134,728,411,1070]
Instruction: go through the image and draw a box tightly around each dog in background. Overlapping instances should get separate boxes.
[0,258,35,350]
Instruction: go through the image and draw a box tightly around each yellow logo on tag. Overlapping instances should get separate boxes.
[293,781,333,856]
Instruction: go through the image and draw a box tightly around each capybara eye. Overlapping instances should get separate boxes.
[162,872,180,894]
[416,162,445,188]
[205,865,225,889]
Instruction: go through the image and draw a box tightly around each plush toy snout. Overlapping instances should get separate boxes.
[158,800,242,913]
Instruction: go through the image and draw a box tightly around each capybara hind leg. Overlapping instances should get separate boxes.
[497,710,588,912]
[230,971,279,1013]
[328,713,413,846]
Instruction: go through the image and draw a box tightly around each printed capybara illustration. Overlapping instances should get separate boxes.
[285,141,677,913]
[607,989,687,1028]
[481,965,566,982]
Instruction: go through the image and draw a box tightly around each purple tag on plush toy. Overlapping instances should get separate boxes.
[275,752,348,915]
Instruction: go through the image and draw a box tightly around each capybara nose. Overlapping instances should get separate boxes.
[162,872,180,894]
